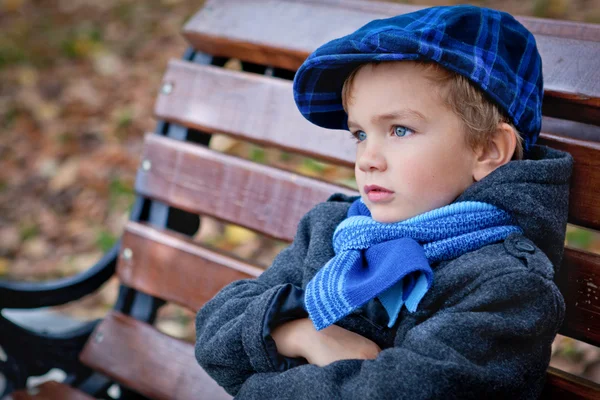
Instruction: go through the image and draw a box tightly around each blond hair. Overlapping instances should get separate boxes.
[341,61,524,160]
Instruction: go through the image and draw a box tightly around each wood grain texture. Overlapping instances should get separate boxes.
[155,60,600,149]
[76,314,599,400]
[80,312,231,400]
[155,60,355,167]
[537,134,600,231]
[11,381,95,400]
[74,313,600,400]
[134,133,357,242]
[542,89,600,127]
[542,367,600,399]
[118,221,262,311]
[541,117,600,143]
[301,0,600,41]
[154,61,600,231]
[556,247,600,348]
[182,0,600,124]
[117,223,600,349]
[305,0,600,41]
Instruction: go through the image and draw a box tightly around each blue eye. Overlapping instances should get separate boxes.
[393,126,412,137]
[352,130,367,142]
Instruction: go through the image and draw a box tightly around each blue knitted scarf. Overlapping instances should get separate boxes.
[304,199,522,331]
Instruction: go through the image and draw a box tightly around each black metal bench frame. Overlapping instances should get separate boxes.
[0,47,301,399]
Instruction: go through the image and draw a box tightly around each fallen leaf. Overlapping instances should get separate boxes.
[49,159,80,193]
[36,157,59,178]
[209,134,240,152]
[194,216,223,242]
[156,319,188,339]
[0,226,21,254]
[21,237,51,260]
[0,258,9,276]
[16,66,38,87]
[63,80,102,111]
[92,51,123,76]
[224,225,256,246]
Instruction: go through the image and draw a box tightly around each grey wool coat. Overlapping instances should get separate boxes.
[195,145,573,400]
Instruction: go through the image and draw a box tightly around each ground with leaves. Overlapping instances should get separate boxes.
[1,0,600,385]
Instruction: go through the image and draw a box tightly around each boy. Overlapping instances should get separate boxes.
[195,5,573,399]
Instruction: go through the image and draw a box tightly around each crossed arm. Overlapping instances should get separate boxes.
[240,271,563,400]
[271,317,381,366]
[194,209,381,394]
[195,211,563,399]
[197,273,562,399]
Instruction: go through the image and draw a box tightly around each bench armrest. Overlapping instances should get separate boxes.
[0,243,119,309]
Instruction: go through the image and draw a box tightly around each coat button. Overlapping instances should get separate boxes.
[515,240,535,253]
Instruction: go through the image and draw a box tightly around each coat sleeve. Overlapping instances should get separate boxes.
[194,207,315,396]
[234,269,565,400]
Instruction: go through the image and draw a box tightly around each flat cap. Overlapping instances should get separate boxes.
[293,5,543,151]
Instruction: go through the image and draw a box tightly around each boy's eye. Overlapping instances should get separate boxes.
[352,130,367,142]
[393,125,413,137]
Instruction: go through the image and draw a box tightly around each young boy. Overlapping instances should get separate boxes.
[195,5,573,399]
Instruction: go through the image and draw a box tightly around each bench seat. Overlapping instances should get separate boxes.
[8,0,600,398]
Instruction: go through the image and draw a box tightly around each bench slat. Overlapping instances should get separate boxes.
[543,366,600,399]
[11,382,95,400]
[541,117,600,143]
[156,58,600,150]
[118,219,600,347]
[155,61,600,231]
[183,0,600,125]
[539,36,600,125]
[537,134,600,231]
[135,133,356,242]
[118,221,261,311]
[245,0,600,43]
[155,60,355,167]
[556,247,600,347]
[77,313,598,400]
[80,311,231,400]
[519,18,600,42]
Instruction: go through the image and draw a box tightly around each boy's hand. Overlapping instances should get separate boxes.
[272,318,381,367]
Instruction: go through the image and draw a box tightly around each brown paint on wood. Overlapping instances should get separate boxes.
[155,60,355,167]
[154,60,600,161]
[118,221,262,312]
[183,0,600,124]
[537,134,600,231]
[541,117,600,143]
[134,133,357,242]
[518,19,600,42]
[15,2,600,399]
[80,312,231,400]
[298,0,600,42]
[542,367,600,399]
[154,61,600,230]
[11,381,95,400]
[543,92,600,127]
[556,247,600,348]
[117,223,600,349]
[73,314,600,400]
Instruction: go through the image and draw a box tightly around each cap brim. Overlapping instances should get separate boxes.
[293,53,423,131]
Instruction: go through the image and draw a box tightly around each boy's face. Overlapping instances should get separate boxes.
[347,62,478,223]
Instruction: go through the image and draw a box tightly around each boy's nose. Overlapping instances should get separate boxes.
[357,141,387,172]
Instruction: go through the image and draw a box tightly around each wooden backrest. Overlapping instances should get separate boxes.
[79,1,600,399]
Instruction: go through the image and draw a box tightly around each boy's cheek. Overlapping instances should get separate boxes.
[354,169,365,191]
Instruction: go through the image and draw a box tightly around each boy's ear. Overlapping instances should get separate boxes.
[472,122,517,182]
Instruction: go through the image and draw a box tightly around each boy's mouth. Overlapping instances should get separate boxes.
[364,185,394,194]
[364,185,395,203]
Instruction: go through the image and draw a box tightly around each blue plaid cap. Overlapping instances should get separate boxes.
[293,5,543,152]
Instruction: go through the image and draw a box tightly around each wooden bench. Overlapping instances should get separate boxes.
[4,0,600,398]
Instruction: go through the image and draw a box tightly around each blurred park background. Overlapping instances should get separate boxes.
[1,0,600,384]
